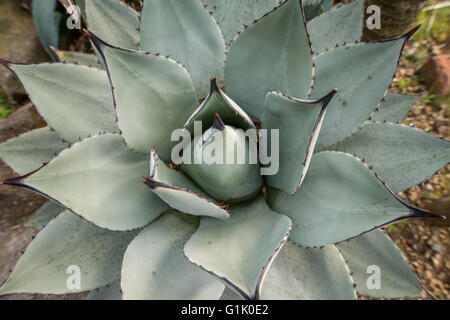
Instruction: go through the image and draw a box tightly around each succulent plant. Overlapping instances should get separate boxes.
[0,0,449,300]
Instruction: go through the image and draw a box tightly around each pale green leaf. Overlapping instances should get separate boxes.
[261,90,336,194]
[331,122,450,193]
[121,211,225,300]
[3,134,168,231]
[184,196,292,299]
[143,149,230,220]
[371,92,418,123]
[24,201,65,230]
[90,35,198,159]
[338,229,422,298]
[0,61,118,143]
[307,0,364,54]
[0,127,68,175]
[140,0,226,98]
[52,49,103,69]
[261,241,356,299]
[0,211,138,295]
[226,0,313,119]
[88,281,121,300]
[267,151,436,247]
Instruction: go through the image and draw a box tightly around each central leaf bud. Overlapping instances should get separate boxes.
[182,115,263,203]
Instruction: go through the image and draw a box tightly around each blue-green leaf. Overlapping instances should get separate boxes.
[33,0,61,61]
[371,92,418,123]
[24,201,65,230]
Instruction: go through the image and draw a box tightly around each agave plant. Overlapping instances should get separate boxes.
[0,0,448,300]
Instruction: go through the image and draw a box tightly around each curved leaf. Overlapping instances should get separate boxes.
[307,0,364,54]
[24,201,65,230]
[309,27,418,149]
[0,211,138,295]
[0,127,68,175]
[202,0,278,46]
[184,196,292,300]
[52,49,103,69]
[88,281,121,300]
[338,229,422,298]
[85,0,139,49]
[3,134,168,231]
[0,61,118,143]
[139,0,226,99]
[89,33,198,159]
[121,211,225,300]
[184,77,255,131]
[261,241,356,300]
[261,90,336,194]
[33,0,61,61]
[371,92,418,123]
[267,151,439,247]
[143,149,230,220]
[330,122,450,193]
[226,0,313,119]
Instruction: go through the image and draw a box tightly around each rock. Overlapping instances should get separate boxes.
[0,0,50,105]
[420,55,450,97]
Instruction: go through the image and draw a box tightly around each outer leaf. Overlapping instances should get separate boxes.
[143,149,230,220]
[267,151,439,247]
[0,211,138,295]
[371,92,418,123]
[220,287,244,300]
[3,134,168,231]
[85,0,139,49]
[89,33,198,159]
[226,0,313,119]
[33,0,61,61]
[202,0,278,46]
[0,127,68,175]
[88,281,121,300]
[184,196,292,300]
[330,122,450,193]
[52,48,103,69]
[121,211,225,300]
[307,0,364,54]
[0,61,118,143]
[184,77,255,131]
[261,241,356,300]
[338,229,422,298]
[303,0,333,20]
[310,27,418,149]
[261,90,336,194]
[24,201,65,230]
[139,0,226,99]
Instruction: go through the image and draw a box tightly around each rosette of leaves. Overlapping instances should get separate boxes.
[0,0,448,300]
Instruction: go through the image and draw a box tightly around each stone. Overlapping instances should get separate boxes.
[420,55,450,97]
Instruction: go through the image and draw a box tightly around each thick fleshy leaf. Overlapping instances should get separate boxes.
[184,196,292,300]
[24,201,65,230]
[303,0,333,20]
[3,134,168,231]
[310,27,418,149]
[143,149,230,220]
[33,0,61,61]
[307,0,364,54]
[139,0,226,99]
[52,49,103,69]
[261,241,356,300]
[88,281,121,300]
[331,122,450,193]
[261,90,336,194]
[371,92,418,123]
[202,0,278,46]
[338,229,422,298]
[267,152,439,247]
[184,77,255,131]
[89,34,198,159]
[121,211,225,300]
[85,0,139,49]
[0,127,68,175]
[226,0,313,119]
[220,287,245,300]
[0,211,138,295]
[0,61,118,143]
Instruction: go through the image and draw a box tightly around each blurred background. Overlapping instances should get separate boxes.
[0,0,448,299]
